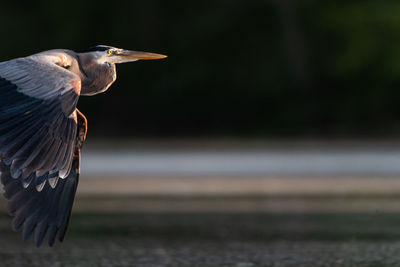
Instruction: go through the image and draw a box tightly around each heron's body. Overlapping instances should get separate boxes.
[0,45,166,246]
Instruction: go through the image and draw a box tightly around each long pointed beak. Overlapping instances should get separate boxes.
[112,50,167,63]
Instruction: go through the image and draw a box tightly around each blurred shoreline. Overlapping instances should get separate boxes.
[82,139,400,176]
[3,139,400,214]
[77,176,400,196]
[4,176,400,213]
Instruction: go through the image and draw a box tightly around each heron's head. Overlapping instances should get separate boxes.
[79,45,167,65]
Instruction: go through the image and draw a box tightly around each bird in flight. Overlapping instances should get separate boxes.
[0,45,166,246]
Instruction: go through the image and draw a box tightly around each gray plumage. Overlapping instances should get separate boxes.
[0,45,166,246]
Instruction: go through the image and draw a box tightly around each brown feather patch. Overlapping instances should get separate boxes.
[70,79,81,95]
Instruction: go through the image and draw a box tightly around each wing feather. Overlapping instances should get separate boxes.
[0,56,80,183]
[1,158,80,246]
[0,52,83,246]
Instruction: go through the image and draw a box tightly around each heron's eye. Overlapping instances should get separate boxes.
[107,50,113,55]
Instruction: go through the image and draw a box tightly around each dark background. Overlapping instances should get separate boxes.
[2,0,400,138]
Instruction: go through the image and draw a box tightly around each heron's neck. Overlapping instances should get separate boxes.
[77,55,116,96]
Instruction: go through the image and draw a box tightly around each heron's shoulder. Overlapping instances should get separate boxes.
[0,51,81,94]
[27,49,77,63]
[32,49,74,56]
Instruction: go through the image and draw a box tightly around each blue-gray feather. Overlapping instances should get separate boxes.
[1,159,79,247]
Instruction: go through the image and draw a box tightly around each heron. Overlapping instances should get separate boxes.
[0,45,166,246]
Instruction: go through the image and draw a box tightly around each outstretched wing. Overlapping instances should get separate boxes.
[0,56,80,188]
[0,55,82,246]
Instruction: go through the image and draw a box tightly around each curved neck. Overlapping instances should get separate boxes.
[77,54,116,96]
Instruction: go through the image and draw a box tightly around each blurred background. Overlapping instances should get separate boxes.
[2,0,400,138]
[2,1,400,266]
